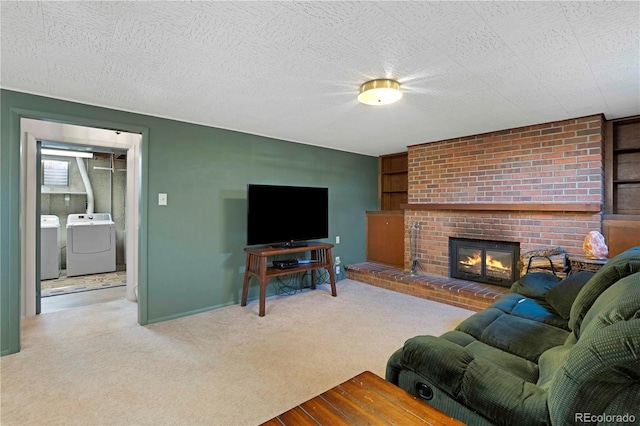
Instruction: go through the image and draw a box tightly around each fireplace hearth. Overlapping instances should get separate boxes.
[449,238,520,287]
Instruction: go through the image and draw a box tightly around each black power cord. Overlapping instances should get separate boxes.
[269,254,344,295]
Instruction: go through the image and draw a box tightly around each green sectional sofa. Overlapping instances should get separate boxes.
[387,246,640,425]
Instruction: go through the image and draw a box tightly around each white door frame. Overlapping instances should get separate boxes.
[20,118,141,317]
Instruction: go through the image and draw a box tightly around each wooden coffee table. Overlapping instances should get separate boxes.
[261,371,464,425]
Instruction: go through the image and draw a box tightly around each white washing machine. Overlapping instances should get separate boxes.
[66,213,116,277]
[41,215,60,280]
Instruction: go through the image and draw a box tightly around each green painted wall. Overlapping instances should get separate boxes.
[1,89,378,355]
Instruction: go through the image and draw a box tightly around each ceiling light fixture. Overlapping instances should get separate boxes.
[357,79,402,106]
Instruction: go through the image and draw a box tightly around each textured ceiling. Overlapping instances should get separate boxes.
[1,1,639,156]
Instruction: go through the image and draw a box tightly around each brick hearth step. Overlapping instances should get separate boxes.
[345,262,509,312]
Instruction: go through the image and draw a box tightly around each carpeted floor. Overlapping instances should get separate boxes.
[1,279,473,425]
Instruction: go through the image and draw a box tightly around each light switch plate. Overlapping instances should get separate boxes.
[159,193,167,205]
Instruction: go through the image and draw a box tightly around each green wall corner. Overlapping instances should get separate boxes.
[1,89,378,355]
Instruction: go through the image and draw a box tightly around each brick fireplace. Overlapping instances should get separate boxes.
[404,114,604,278]
[346,114,606,312]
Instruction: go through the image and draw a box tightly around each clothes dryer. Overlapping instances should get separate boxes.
[40,215,60,280]
[66,213,116,277]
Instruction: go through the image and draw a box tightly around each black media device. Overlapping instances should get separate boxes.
[272,259,300,269]
[247,184,329,247]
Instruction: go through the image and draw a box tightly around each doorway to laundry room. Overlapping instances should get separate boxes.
[20,118,142,318]
[39,144,128,314]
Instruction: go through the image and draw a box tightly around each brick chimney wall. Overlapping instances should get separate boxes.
[405,114,604,276]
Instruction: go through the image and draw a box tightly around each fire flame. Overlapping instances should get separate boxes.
[460,251,508,271]
[461,252,482,266]
[486,254,507,270]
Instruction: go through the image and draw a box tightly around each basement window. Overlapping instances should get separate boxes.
[42,159,69,186]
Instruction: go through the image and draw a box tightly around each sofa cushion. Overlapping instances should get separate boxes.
[536,344,573,390]
[463,340,539,383]
[454,308,503,339]
[545,271,594,319]
[580,272,640,340]
[491,293,568,330]
[510,272,562,300]
[456,309,569,363]
[569,246,640,338]
[441,330,539,383]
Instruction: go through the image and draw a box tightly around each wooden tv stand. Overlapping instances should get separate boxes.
[241,242,337,316]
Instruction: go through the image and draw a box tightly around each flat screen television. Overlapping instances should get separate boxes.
[247,184,329,247]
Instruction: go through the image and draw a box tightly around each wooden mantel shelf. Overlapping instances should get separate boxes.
[401,203,602,213]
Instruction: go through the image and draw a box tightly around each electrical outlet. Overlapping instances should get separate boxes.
[158,193,167,205]
[335,256,341,263]
[336,235,340,244]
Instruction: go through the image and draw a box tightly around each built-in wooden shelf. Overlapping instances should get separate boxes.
[379,152,408,211]
[603,116,640,256]
[401,203,602,213]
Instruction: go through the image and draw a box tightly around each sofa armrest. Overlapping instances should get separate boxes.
[401,335,474,397]
[461,358,550,426]
[397,335,551,426]
[385,348,404,385]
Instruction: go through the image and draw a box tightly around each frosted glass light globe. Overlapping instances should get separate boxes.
[357,79,402,105]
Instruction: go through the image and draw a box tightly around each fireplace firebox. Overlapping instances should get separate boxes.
[449,238,520,287]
